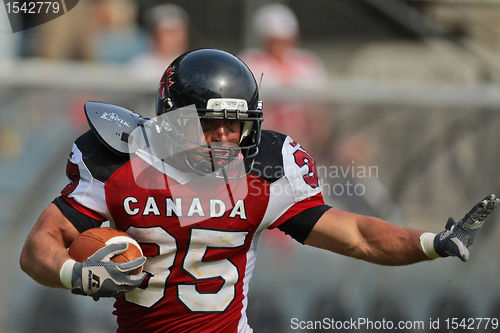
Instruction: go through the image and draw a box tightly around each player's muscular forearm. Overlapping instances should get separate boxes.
[20,204,79,288]
[352,214,427,265]
[305,208,428,265]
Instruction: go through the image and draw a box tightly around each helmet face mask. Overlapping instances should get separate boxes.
[155,49,263,177]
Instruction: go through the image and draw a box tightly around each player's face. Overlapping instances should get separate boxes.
[200,119,241,145]
[182,118,242,173]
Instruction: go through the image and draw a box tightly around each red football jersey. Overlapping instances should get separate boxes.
[61,129,324,332]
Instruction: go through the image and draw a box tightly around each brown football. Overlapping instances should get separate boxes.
[68,227,143,274]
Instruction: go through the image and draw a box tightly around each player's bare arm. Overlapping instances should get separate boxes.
[20,203,79,288]
[20,202,146,299]
[305,208,426,265]
[305,194,499,264]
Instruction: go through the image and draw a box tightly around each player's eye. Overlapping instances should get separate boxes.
[200,119,241,133]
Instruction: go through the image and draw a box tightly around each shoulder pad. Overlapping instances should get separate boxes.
[84,101,146,154]
[251,130,287,183]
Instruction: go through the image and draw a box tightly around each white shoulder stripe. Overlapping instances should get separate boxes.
[258,177,294,232]
[66,143,111,220]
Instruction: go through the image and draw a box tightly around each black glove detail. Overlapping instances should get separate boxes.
[434,194,499,261]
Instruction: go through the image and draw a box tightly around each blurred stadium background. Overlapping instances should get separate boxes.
[1,0,500,332]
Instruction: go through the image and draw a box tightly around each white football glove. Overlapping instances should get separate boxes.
[421,194,499,261]
[61,243,146,301]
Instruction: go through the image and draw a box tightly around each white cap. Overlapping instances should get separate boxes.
[253,3,298,40]
[144,4,189,31]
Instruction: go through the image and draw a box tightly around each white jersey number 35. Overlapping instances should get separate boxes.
[125,226,248,312]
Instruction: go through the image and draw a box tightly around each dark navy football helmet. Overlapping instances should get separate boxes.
[156,49,263,175]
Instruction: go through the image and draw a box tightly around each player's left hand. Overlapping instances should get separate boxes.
[433,194,499,261]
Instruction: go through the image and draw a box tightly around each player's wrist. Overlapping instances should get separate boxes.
[419,232,440,259]
[59,258,76,289]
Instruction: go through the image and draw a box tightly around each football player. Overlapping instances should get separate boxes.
[20,49,499,333]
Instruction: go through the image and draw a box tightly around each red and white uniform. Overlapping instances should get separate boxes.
[59,129,326,332]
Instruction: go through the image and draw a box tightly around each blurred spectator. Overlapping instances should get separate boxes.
[93,0,146,63]
[31,0,144,62]
[33,1,97,60]
[240,3,329,156]
[129,4,190,81]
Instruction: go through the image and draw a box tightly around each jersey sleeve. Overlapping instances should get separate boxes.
[55,130,128,229]
[52,196,103,232]
[60,138,109,221]
[257,133,327,233]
